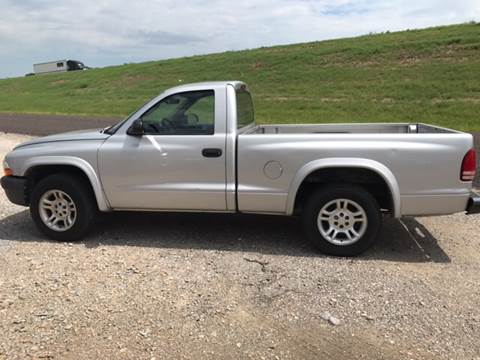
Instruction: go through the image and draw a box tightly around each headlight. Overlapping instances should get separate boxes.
[3,159,12,176]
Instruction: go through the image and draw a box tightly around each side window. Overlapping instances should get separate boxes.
[185,95,215,126]
[141,90,215,135]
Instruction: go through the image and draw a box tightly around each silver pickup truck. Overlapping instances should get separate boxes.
[2,81,479,256]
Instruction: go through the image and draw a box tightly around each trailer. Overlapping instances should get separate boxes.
[33,60,86,75]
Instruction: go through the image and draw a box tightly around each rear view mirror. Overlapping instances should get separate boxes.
[127,119,145,136]
[165,97,181,105]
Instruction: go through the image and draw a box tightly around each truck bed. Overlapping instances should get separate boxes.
[237,121,472,217]
[246,123,458,135]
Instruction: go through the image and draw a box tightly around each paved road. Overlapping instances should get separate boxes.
[0,112,118,136]
[0,112,479,187]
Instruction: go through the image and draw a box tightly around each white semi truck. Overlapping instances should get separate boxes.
[32,60,87,75]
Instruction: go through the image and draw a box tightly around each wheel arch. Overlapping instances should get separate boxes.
[21,156,110,211]
[286,158,401,218]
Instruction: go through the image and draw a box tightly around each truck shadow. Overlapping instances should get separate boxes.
[0,210,450,263]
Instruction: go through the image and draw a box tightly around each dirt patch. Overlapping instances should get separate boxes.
[262,96,345,103]
[431,98,480,104]
[51,80,69,86]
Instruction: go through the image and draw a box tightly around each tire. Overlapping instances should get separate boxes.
[30,173,97,241]
[302,184,382,257]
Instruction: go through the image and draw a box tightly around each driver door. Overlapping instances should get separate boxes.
[98,89,227,211]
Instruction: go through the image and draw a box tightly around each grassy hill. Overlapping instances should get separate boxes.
[1,23,479,131]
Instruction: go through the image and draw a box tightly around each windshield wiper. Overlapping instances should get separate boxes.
[102,126,114,135]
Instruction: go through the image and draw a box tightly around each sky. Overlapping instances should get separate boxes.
[0,0,479,78]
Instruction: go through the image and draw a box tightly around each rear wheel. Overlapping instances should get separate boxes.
[30,174,97,241]
[302,184,381,256]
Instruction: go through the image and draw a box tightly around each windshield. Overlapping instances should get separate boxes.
[103,96,157,135]
[103,111,137,135]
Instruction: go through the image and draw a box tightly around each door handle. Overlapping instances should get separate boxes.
[202,148,222,158]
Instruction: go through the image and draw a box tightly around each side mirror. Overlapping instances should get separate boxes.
[127,119,144,136]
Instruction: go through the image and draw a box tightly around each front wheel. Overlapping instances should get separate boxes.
[302,185,382,256]
[30,174,97,241]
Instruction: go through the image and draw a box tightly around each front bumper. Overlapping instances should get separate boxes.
[466,190,480,215]
[1,176,29,206]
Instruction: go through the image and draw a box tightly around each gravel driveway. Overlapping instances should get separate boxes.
[1,132,480,359]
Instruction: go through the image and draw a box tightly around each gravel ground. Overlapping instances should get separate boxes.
[0,133,33,248]
[1,133,480,359]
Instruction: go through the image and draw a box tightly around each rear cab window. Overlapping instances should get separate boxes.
[236,87,255,130]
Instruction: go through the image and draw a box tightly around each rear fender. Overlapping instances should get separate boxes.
[286,158,401,217]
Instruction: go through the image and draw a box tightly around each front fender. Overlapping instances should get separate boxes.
[285,158,401,218]
[20,156,110,211]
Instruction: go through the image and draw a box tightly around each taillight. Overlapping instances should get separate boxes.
[460,149,477,181]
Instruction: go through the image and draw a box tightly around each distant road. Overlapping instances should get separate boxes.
[0,113,118,136]
[0,112,479,187]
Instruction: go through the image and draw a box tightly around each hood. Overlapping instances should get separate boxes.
[14,129,110,149]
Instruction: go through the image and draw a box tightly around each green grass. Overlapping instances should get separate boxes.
[1,23,480,131]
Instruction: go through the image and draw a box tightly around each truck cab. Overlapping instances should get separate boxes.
[99,81,251,212]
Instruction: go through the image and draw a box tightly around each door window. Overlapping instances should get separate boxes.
[141,90,215,135]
